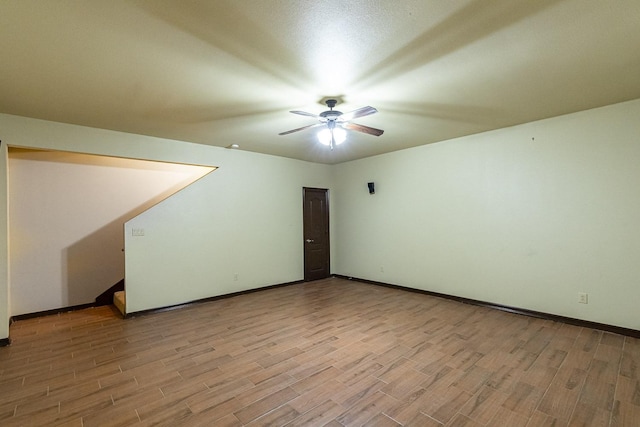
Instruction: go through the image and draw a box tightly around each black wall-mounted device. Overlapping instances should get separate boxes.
[367,182,375,194]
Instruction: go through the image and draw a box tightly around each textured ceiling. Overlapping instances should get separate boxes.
[1,0,640,164]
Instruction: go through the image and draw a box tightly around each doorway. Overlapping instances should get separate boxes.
[303,187,330,281]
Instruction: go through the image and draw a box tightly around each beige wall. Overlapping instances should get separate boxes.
[8,149,212,315]
[123,152,334,313]
[0,142,8,339]
[334,98,640,330]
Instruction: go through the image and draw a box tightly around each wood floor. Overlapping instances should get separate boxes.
[1,277,639,426]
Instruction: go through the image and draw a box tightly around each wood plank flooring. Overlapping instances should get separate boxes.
[1,277,639,426]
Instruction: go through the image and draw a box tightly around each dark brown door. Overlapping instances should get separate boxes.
[303,187,330,281]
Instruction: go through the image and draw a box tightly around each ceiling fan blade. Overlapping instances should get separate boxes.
[343,122,384,137]
[289,110,319,118]
[339,106,378,121]
[278,123,322,136]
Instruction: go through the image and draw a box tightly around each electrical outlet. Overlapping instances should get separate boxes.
[234,273,238,281]
[131,228,145,236]
[380,266,384,273]
[578,292,588,304]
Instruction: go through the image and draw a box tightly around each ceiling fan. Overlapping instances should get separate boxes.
[279,99,384,150]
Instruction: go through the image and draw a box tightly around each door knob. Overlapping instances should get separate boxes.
[306,239,314,243]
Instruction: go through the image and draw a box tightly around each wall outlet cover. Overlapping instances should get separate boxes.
[578,292,588,304]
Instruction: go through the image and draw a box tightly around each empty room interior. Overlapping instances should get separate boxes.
[1,1,640,426]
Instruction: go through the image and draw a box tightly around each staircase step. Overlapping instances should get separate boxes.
[113,291,126,316]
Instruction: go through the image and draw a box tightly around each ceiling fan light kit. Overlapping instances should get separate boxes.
[318,127,346,146]
[279,99,384,150]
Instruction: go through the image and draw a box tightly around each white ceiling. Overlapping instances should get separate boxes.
[1,0,639,164]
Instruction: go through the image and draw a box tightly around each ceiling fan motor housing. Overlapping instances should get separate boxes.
[319,110,343,121]
[319,99,342,122]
